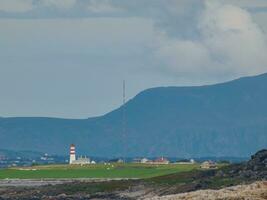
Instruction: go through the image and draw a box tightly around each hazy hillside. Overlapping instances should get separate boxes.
[0,149,43,160]
[0,73,267,157]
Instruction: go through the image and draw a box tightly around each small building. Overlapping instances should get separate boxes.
[141,158,150,163]
[133,158,150,164]
[200,160,217,169]
[153,157,170,164]
[69,144,91,165]
[71,156,90,165]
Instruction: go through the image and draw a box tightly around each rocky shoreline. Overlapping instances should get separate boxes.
[145,181,267,200]
[0,178,138,187]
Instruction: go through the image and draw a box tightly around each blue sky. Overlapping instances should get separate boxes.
[0,0,267,118]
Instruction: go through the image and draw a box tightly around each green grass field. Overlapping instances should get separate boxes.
[0,163,199,179]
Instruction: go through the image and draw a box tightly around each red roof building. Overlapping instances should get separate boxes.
[153,157,170,164]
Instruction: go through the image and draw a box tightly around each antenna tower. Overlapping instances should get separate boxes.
[122,80,127,161]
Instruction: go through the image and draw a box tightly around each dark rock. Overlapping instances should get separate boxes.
[248,149,267,168]
[235,149,267,180]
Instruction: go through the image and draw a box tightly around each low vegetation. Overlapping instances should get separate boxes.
[0,163,199,179]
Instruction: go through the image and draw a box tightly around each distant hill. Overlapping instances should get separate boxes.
[0,73,267,157]
[0,149,43,160]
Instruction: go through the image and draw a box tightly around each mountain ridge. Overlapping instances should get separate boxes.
[3,72,267,120]
[0,73,267,157]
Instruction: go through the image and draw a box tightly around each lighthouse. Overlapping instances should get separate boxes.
[69,144,76,164]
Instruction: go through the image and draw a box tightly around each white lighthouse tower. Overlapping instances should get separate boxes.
[69,144,76,164]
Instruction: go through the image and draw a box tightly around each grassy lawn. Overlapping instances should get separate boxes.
[0,163,199,179]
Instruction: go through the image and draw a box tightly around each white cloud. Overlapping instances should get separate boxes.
[87,0,123,13]
[222,0,267,8]
[154,0,267,81]
[41,0,76,9]
[0,0,33,13]
[154,33,215,75]
[0,0,267,83]
[200,1,267,75]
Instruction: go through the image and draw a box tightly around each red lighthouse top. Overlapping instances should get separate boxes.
[70,144,75,155]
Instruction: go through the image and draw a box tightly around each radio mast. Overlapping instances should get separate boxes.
[122,80,126,161]
[123,80,126,107]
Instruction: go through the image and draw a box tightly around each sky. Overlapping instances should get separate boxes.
[0,0,267,118]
